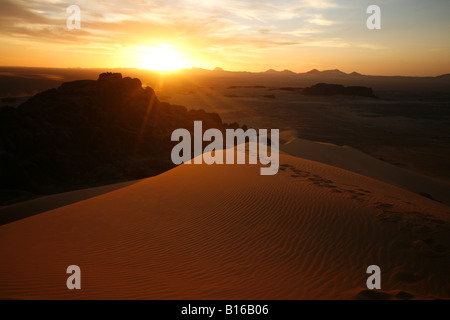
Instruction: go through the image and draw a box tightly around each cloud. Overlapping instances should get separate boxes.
[306,14,334,26]
[357,43,389,50]
[0,0,348,66]
[301,38,350,48]
[0,0,51,24]
[303,0,339,9]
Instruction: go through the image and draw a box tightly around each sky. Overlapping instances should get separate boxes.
[0,0,449,76]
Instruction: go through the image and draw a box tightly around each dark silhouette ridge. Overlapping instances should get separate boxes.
[0,73,242,205]
[2,67,450,99]
[302,83,376,98]
[263,69,296,75]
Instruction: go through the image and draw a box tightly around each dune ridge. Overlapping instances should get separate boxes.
[0,149,448,299]
[281,138,450,205]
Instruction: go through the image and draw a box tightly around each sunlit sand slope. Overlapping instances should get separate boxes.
[0,151,448,299]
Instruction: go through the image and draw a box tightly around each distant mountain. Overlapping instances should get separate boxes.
[263,69,296,74]
[320,69,347,76]
[306,69,321,75]
[304,69,348,76]
[0,73,241,205]
[264,69,279,74]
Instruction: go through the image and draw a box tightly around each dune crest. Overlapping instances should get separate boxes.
[281,138,450,205]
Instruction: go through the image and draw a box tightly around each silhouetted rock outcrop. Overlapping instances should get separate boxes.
[0,73,240,205]
[97,72,123,81]
[302,83,376,98]
[305,69,348,76]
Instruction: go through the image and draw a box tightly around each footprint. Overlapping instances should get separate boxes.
[412,239,449,257]
[378,211,402,223]
[375,203,394,210]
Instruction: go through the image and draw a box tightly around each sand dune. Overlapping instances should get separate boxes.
[281,138,450,205]
[0,149,449,299]
[0,180,140,226]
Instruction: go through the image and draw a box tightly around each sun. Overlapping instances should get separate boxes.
[138,46,185,71]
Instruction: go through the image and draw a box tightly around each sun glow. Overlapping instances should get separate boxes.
[138,46,186,71]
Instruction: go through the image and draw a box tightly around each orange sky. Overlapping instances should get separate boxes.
[0,0,449,76]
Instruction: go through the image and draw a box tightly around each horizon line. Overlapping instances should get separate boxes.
[0,65,449,78]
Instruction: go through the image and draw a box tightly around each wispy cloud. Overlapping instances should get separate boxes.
[0,0,342,47]
[306,14,334,26]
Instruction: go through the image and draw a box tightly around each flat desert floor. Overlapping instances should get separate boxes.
[162,85,450,182]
